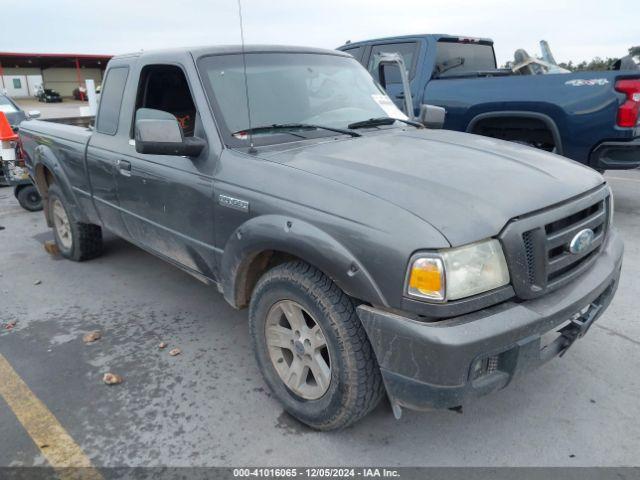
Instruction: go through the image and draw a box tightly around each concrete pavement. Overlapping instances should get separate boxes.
[0,170,639,467]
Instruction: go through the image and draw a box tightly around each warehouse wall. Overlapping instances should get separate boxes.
[42,68,103,97]
[1,67,104,98]
[1,67,41,76]
[0,68,42,97]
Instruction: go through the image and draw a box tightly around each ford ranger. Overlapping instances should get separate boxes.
[18,46,623,430]
[338,34,640,171]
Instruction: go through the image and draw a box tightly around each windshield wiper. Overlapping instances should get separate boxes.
[347,117,423,130]
[232,123,361,138]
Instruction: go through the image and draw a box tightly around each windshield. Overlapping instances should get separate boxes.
[197,52,407,146]
[435,40,497,77]
[0,96,19,114]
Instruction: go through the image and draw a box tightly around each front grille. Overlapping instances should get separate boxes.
[500,186,610,300]
[522,229,537,284]
[543,197,607,287]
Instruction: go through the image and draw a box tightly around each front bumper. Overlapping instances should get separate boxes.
[590,137,640,170]
[357,230,623,412]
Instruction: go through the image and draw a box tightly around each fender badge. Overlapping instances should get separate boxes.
[565,79,609,87]
[218,194,249,212]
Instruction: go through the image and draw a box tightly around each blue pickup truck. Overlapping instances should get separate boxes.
[338,34,640,170]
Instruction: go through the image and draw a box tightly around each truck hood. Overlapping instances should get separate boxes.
[259,129,604,246]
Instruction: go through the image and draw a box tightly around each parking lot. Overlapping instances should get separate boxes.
[0,168,639,468]
[16,99,89,120]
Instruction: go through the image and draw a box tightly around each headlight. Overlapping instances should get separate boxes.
[406,239,510,302]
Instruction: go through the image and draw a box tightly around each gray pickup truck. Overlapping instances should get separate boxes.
[19,45,623,430]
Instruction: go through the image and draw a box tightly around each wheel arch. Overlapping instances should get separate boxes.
[220,215,387,310]
[466,111,563,155]
[32,145,83,226]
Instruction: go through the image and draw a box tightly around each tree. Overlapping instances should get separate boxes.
[556,57,619,71]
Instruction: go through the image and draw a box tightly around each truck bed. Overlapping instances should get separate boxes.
[18,118,94,211]
[19,118,93,146]
[424,70,639,162]
[44,116,95,128]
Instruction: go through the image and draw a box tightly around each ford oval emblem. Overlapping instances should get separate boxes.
[569,228,595,254]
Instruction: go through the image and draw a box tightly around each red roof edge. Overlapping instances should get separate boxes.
[0,52,113,59]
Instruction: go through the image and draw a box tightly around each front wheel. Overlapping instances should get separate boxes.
[249,261,384,430]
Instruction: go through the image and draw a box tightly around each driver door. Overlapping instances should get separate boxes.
[115,64,218,280]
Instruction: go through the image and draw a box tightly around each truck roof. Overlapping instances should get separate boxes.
[112,45,350,61]
[338,33,494,49]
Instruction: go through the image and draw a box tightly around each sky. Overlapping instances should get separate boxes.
[1,0,636,65]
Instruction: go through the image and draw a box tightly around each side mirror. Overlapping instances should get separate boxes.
[419,104,446,129]
[28,110,41,119]
[134,108,205,157]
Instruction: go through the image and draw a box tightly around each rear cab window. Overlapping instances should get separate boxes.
[434,38,497,78]
[96,67,129,135]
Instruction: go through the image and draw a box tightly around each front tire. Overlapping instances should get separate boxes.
[249,261,384,430]
[48,184,103,261]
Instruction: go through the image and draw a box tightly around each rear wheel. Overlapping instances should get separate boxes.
[15,185,43,212]
[249,261,384,430]
[48,184,103,261]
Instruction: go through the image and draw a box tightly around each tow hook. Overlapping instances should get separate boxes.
[558,302,603,357]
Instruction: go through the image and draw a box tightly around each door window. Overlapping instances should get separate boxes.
[367,42,418,84]
[133,65,197,137]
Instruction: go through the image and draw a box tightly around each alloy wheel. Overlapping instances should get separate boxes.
[52,199,72,249]
[265,300,332,400]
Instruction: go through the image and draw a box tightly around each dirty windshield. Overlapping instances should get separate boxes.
[198,52,405,146]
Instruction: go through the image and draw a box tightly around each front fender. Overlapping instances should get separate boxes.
[220,215,388,309]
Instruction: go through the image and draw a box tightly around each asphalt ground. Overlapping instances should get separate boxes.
[0,170,639,469]
[15,98,90,119]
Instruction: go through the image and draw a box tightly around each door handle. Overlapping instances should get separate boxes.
[395,92,405,99]
[116,159,131,177]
